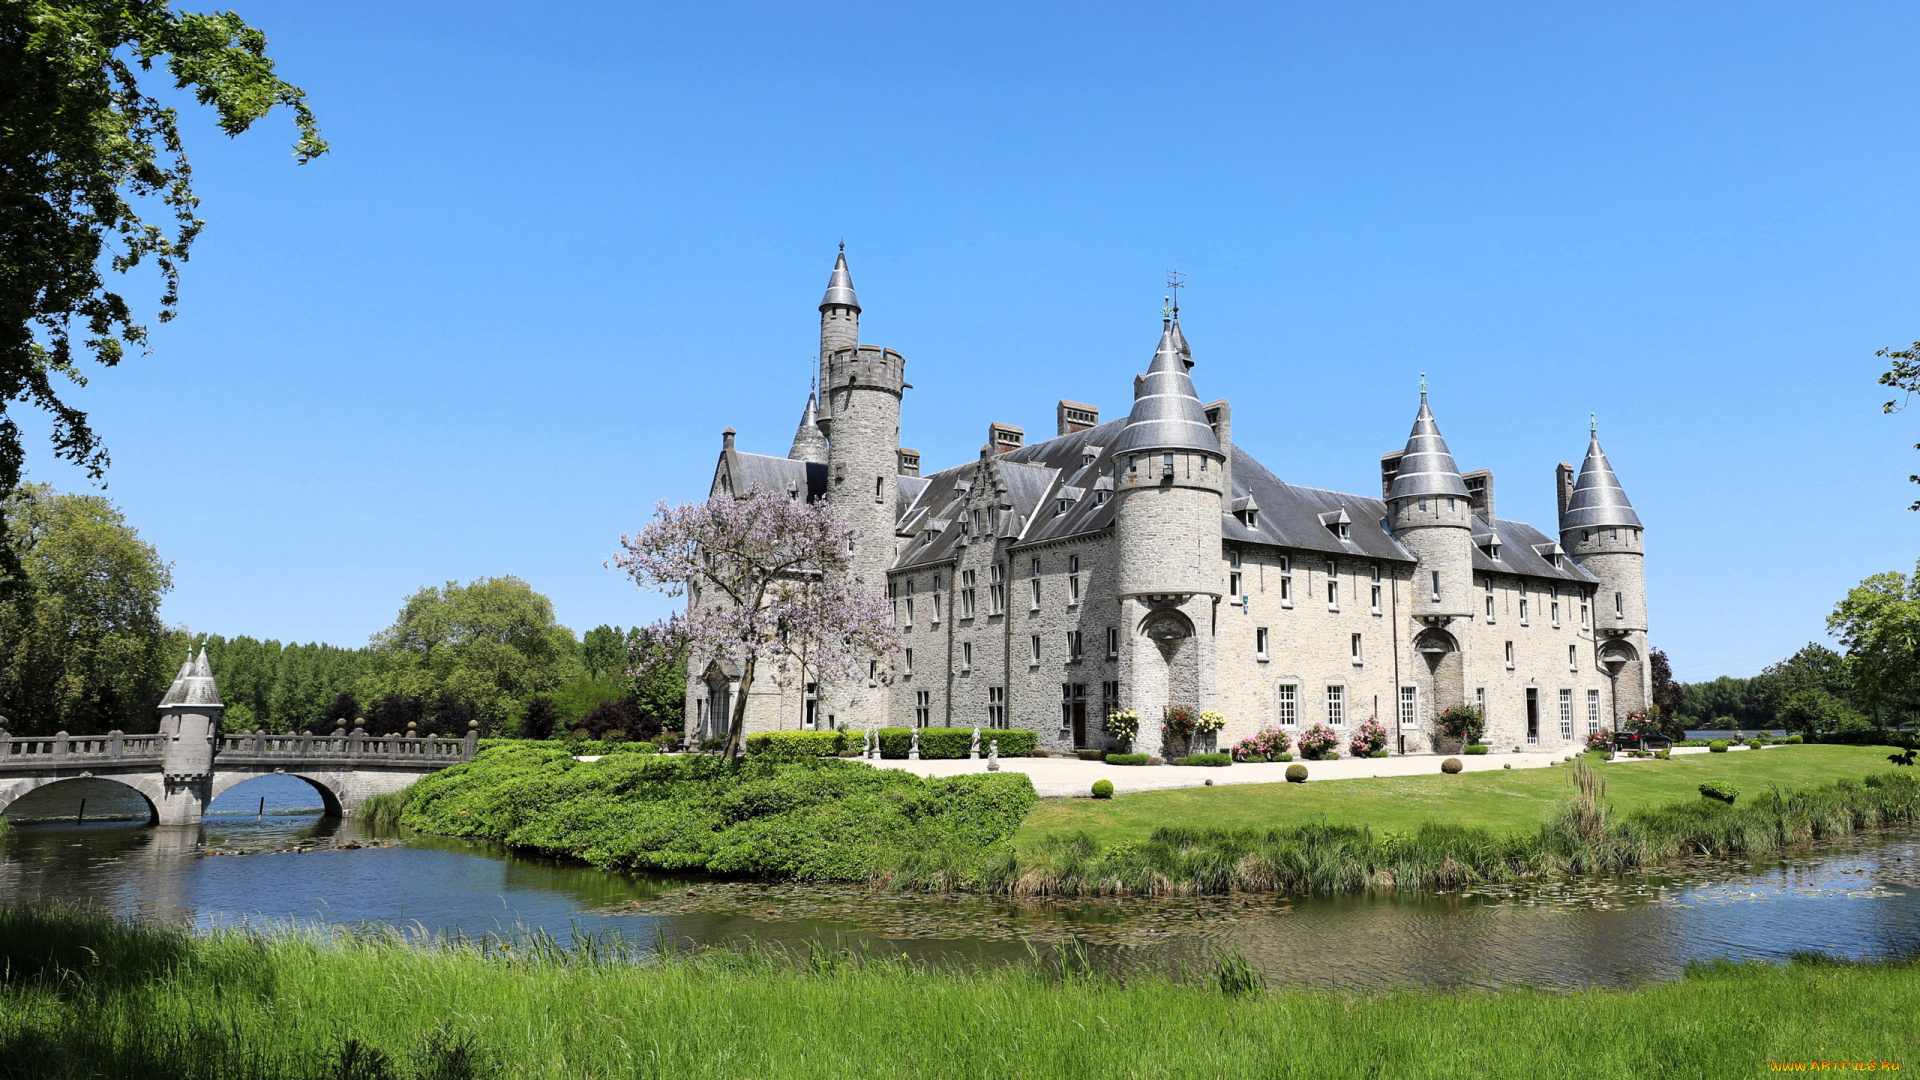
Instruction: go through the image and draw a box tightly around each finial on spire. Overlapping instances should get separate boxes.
[1420,372,1428,396]
[1590,412,1597,435]
[838,239,844,253]
[1161,294,1171,324]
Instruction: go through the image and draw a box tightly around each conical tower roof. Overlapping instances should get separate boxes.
[788,392,830,464]
[158,648,224,708]
[1386,392,1470,501]
[1111,315,1221,456]
[819,245,860,312]
[1562,429,1642,529]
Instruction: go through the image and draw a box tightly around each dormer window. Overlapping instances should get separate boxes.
[1162,453,1175,476]
[1083,453,1096,468]
[1239,508,1258,526]
[1337,523,1351,540]
[1094,490,1107,506]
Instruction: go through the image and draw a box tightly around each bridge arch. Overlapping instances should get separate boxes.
[208,770,345,818]
[0,774,161,824]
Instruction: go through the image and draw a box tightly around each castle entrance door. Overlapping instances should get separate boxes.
[1063,684,1088,747]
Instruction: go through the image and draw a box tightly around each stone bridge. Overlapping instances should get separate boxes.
[0,727,476,825]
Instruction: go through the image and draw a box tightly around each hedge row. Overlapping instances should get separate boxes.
[745,730,850,760]
[874,728,1037,759]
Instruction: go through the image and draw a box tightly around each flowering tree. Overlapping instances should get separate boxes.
[611,486,900,759]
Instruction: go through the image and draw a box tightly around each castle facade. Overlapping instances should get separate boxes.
[688,249,1651,756]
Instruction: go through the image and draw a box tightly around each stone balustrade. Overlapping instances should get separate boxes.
[0,726,476,773]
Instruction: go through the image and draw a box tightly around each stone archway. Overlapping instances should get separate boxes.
[208,770,345,818]
[1414,626,1464,750]
[701,662,734,742]
[1137,608,1201,755]
[0,774,161,824]
[1599,639,1643,727]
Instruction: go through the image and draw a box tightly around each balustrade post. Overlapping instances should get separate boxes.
[350,723,365,757]
[465,719,479,759]
[52,731,69,760]
[108,730,124,758]
[1,727,12,761]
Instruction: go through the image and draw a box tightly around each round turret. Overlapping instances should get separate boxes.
[1385,393,1475,621]
[822,343,905,729]
[1560,428,1649,721]
[817,245,861,416]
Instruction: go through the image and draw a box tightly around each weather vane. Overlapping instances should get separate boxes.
[1165,270,1186,312]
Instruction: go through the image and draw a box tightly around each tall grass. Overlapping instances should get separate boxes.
[0,905,1913,1078]
[994,766,1920,897]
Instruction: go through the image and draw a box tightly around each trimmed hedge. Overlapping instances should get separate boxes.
[1091,779,1113,799]
[1368,749,1389,758]
[378,746,1037,883]
[873,728,1038,759]
[1441,757,1463,774]
[1464,745,1489,756]
[1105,753,1150,766]
[1182,753,1230,767]
[1284,764,1308,783]
[1700,781,1739,804]
[746,730,848,760]
[1709,740,1730,753]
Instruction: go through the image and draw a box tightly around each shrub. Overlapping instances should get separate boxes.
[876,728,1037,759]
[1464,745,1489,756]
[1784,734,1804,744]
[1234,728,1292,761]
[745,730,847,760]
[1369,749,1389,758]
[1184,753,1230,767]
[1348,718,1388,757]
[1241,753,1268,764]
[1441,757,1463,774]
[519,695,558,740]
[1284,763,1308,783]
[1163,704,1198,738]
[1699,781,1739,804]
[1586,729,1613,752]
[1196,710,1227,734]
[1273,752,1293,762]
[1433,704,1486,746]
[1075,748,1105,761]
[1655,749,1670,760]
[1298,723,1339,759]
[1104,709,1140,746]
[699,736,727,752]
[1105,753,1150,766]
[1091,779,1113,799]
[1747,738,1764,750]
[1709,740,1729,753]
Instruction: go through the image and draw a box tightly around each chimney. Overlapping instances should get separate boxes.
[988,422,1024,456]
[1204,399,1233,504]
[722,427,736,451]
[1555,462,1577,525]
[897,448,921,477]
[1380,450,1405,499]
[1462,469,1494,521]
[1056,400,1099,436]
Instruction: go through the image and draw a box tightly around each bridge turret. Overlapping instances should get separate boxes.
[155,649,224,825]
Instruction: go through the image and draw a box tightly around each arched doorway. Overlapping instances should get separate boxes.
[1138,608,1200,755]
[1599,639,1643,728]
[1414,626,1464,750]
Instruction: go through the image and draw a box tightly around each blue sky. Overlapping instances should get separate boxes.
[27,1,1920,679]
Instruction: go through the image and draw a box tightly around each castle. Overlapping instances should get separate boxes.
[687,248,1650,756]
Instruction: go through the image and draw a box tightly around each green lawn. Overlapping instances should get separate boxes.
[1016,744,1904,851]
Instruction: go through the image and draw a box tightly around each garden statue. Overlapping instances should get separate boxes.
[987,740,999,772]
[909,727,921,761]
[866,728,878,760]
[969,727,981,760]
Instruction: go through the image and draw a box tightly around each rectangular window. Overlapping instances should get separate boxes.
[1101,681,1119,721]
[1030,578,1042,610]
[1587,689,1601,734]
[961,569,976,618]
[1069,555,1080,573]
[1431,570,1441,600]
[1351,632,1364,664]
[904,647,914,675]
[1485,580,1496,621]
[1029,635,1042,663]
[904,597,914,628]
[1069,574,1081,605]
[1279,556,1292,605]
[1327,579,1340,610]
[915,690,931,727]
[1580,595,1590,627]
[1255,627,1269,659]
[1569,644,1579,671]
[1505,641,1515,668]
[1106,626,1119,659]
[1518,583,1529,625]
[1399,685,1418,728]
[1276,683,1298,726]
[1162,452,1175,476]
[1615,591,1624,617]
[1326,685,1346,727]
[1370,584,1382,613]
[1229,571,1243,597]
[1526,688,1540,745]
[961,642,973,672]
[1229,549,1242,569]
[990,563,1006,615]
[1559,689,1574,740]
[1060,683,1086,731]
[1550,586,1560,627]
[931,593,942,624]
[1370,564,1381,584]
[805,683,818,729]
[1067,630,1083,661]
[1031,558,1042,577]
[1476,687,1486,717]
[988,687,1006,728]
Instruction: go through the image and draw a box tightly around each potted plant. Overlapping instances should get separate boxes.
[1163,704,1197,757]
[1432,704,1485,754]
[1195,710,1226,754]
[1105,708,1140,754]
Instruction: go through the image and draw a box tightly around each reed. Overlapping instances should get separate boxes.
[0,905,1911,1079]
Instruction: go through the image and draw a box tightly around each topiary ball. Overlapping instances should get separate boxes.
[1091,779,1113,799]
[1709,740,1729,753]
[1441,757,1463,774]
[1285,763,1308,783]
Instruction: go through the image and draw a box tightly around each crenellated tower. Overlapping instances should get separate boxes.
[1559,421,1648,726]
[1384,385,1475,741]
[1111,304,1226,756]
[155,649,224,826]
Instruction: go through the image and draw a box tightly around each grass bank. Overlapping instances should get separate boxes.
[1020,744,1900,850]
[1,906,1913,1079]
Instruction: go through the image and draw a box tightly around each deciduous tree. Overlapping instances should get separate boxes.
[611,486,899,758]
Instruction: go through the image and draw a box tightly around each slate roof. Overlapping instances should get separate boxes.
[721,449,827,501]
[158,650,223,708]
[1562,431,1642,530]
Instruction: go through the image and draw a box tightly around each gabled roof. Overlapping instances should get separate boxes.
[715,448,827,501]
[1471,517,1599,584]
[1562,431,1642,530]
[1223,448,1414,563]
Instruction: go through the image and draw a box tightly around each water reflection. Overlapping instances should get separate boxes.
[3,775,1915,989]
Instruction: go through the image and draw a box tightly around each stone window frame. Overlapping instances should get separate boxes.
[1325,683,1348,727]
[1398,684,1419,728]
[1029,634,1042,666]
[1504,641,1515,670]
[1518,581,1530,626]
[1278,556,1293,608]
[1275,680,1299,727]
[961,641,973,674]
[1255,626,1269,661]
[1350,632,1365,667]
[1485,577,1497,623]
[1106,626,1119,660]
[904,647,914,676]
[1558,689,1575,741]
[1568,644,1579,672]
[914,690,932,727]
[1586,689,1602,733]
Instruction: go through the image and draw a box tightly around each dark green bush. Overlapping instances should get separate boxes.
[1464,745,1489,756]
[1183,753,1230,767]
[1368,749,1389,758]
[1699,781,1739,804]
[1709,740,1729,753]
[875,728,1037,759]
[1241,753,1268,764]
[1441,758,1462,774]
[699,736,727,752]
[1273,752,1293,762]
[1284,764,1308,783]
[1105,753,1149,766]
[1654,749,1670,760]
[1076,749,1105,761]
[1784,734,1805,744]
[380,746,1037,883]
[1746,739,1764,750]
[745,730,847,760]
[1091,779,1113,799]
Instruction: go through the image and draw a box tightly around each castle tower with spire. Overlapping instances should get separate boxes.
[816,244,860,425]
[1382,385,1476,742]
[1111,303,1226,754]
[1559,422,1649,723]
[156,648,224,825]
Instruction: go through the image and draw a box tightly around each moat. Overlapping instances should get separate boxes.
[4,774,1916,990]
